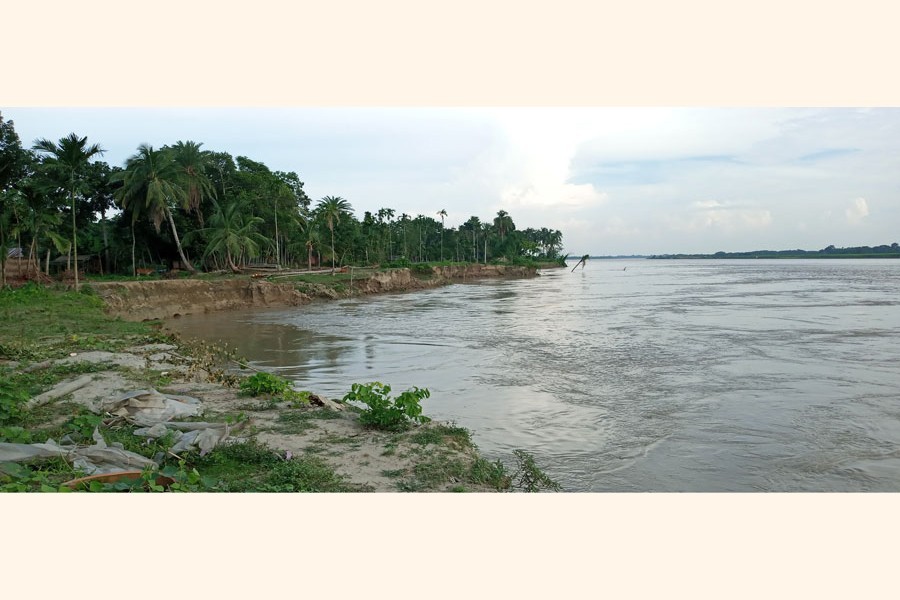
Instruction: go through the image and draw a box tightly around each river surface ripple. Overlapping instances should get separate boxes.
[167,259,900,492]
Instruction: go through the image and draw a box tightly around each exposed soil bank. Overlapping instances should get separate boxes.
[92,265,537,321]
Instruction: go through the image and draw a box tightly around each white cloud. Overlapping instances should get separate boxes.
[845,197,869,224]
[667,200,773,233]
[500,182,607,209]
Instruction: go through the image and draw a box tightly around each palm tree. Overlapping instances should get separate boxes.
[437,209,447,262]
[189,199,270,272]
[169,140,216,224]
[481,222,492,264]
[316,195,353,274]
[493,209,514,242]
[112,144,196,273]
[462,215,481,262]
[304,227,322,272]
[32,133,105,291]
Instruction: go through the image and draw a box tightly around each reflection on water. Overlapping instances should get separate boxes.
[167,259,900,492]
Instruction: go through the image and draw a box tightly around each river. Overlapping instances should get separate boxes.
[166,259,900,492]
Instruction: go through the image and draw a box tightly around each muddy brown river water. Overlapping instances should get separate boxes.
[166,259,900,492]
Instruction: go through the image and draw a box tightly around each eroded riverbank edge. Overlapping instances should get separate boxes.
[91,265,539,322]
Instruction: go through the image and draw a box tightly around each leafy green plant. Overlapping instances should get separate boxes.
[342,382,431,431]
[0,461,74,493]
[511,449,561,492]
[285,389,311,407]
[0,425,33,443]
[0,374,29,425]
[239,371,291,397]
[65,412,103,440]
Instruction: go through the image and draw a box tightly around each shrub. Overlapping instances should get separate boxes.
[239,372,291,397]
[382,258,411,269]
[342,382,431,431]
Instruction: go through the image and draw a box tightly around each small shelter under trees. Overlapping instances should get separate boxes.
[49,254,102,275]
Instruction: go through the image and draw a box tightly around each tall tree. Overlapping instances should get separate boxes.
[304,227,322,272]
[493,210,514,241]
[316,195,353,274]
[437,208,447,262]
[112,144,196,273]
[32,133,105,291]
[188,199,270,272]
[169,140,216,224]
[1,112,29,285]
[460,215,481,262]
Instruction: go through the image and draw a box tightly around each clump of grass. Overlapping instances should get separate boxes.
[192,439,359,492]
[409,423,472,449]
[470,457,512,491]
[395,451,470,491]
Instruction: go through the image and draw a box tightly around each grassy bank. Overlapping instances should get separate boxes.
[1,284,558,493]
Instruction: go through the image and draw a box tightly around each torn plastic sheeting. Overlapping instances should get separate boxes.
[109,389,202,426]
[135,421,246,456]
[169,429,223,456]
[0,430,157,476]
[0,441,71,463]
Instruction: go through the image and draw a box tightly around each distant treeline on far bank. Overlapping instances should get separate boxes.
[648,243,900,260]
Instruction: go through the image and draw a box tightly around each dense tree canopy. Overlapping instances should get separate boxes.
[1,112,566,280]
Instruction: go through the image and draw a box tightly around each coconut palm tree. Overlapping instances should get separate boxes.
[169,140,216,224]
[493,209,514,242]
[316,195,353,274]
[304,227,322,272]
[188,198,270,272]
[32,133,105,291]
[112,144,196,273]
[437,208,447,262]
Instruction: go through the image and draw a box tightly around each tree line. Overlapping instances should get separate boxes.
[0,112,565,287]
[649,243,900,260]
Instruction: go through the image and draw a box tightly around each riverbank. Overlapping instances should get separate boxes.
[91,264,540,321]
[1,270,560,492]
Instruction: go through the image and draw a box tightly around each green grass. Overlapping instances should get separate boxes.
[273,408,343,434]
[396,450,470,491]
[470,457,512,490]
[409,423,472,449]
[192,439,361,492]
[0,283,159,361]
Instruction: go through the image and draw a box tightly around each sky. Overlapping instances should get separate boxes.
[3,106,899,256]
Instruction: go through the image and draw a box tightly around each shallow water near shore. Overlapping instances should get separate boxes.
[166,259,900,492]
